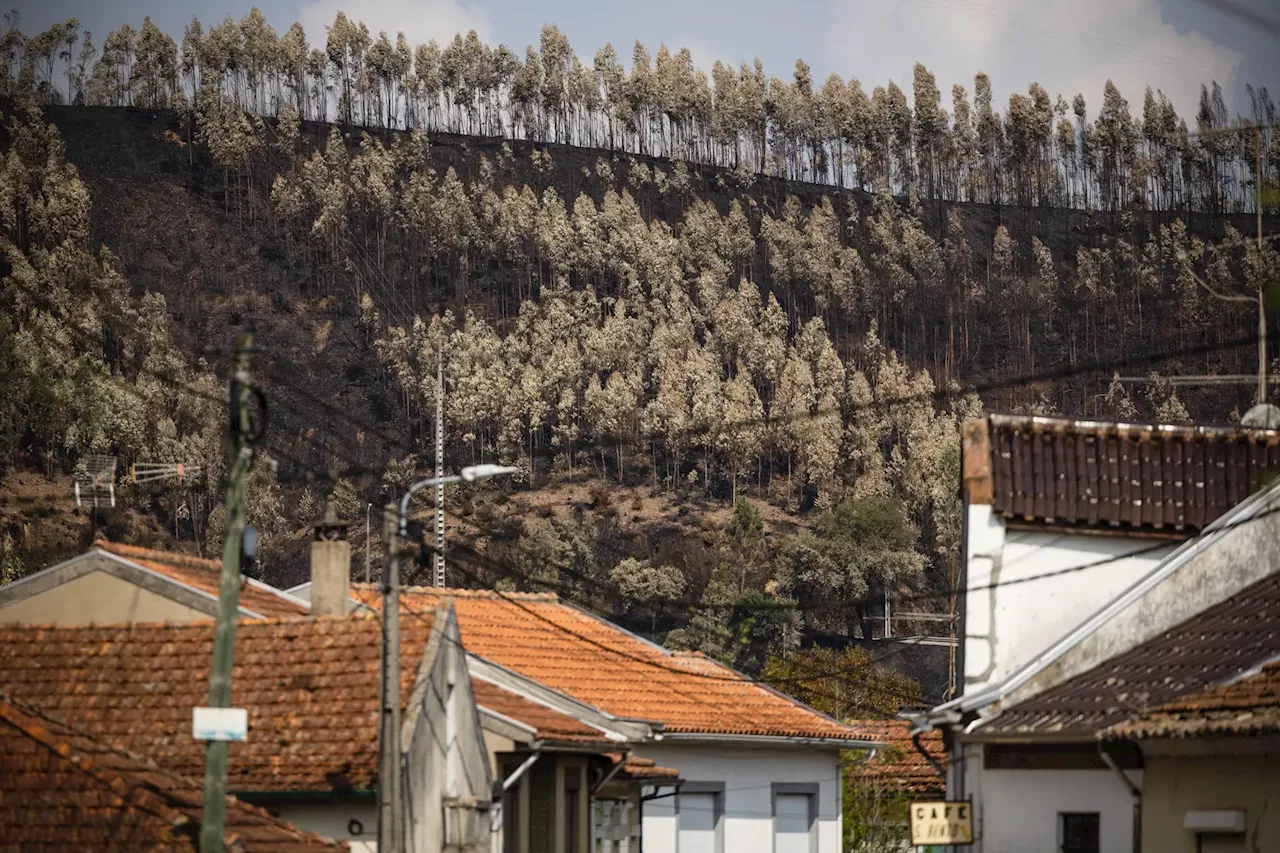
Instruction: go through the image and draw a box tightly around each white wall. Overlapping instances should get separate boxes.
[966,762,1141,853]
[634,744,842,853]
[963,504,1174,694]
[275,803,378,852]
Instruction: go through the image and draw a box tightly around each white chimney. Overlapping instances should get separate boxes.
[310,496,351,616]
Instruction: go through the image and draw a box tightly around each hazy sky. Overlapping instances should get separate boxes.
[13,0,1280,118]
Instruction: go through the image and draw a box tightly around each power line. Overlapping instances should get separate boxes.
[1195,0,1280,37]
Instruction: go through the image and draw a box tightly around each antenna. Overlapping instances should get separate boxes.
[74,455,117,509]
[130,461,204,485]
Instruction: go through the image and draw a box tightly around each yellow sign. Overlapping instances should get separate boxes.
[909,800,973,846]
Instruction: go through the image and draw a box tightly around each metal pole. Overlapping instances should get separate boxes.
[1260,125,1268,405]
[378,502,402,853]
[200,333,252,853]
[365,503,371,584]
[434,349,445,588]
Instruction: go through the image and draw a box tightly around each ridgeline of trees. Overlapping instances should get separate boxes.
[6,9,1279,213]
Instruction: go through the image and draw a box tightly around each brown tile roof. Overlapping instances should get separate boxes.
[0,694,347,852]
[846,720,945,796]
[471,678,614,746]
[1105,660,1280,740]
[978,571,1280,739]
[353,586,866,743]
[603,753,681,781]
[97,542,309,619]
[0,614,432,792]
[970,414,1280,532]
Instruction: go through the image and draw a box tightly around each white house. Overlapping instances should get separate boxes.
[347,585,881,853]
[912,414,1280,853]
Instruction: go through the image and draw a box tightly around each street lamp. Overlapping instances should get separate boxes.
[397,464,520,539]
[379,463,518,853]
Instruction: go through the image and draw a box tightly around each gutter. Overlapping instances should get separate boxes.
[1099,744,1143,853]
[912,732,948,779]
[656,732,884,750]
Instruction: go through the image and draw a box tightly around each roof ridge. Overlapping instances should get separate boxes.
[0,611,393,633]
[987,412,1280,440]
[380,583,560,601]
[96,541,220,571]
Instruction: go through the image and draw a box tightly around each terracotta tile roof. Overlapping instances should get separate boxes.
[471,678,614,746]
[603,753,681,781]
[352,586,867,743]
[0,614,432,792]
[846,720,945,796]
[968,414,1280,532]
[96,541,309,619]
[1105,660,1280,740]
[978,570,1280,739]
[0,694,347,852]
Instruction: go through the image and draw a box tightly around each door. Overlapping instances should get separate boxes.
[677,792,718,853]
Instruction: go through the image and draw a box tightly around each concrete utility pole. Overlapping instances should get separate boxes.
[378,502,403,853]
[200,333,253,853]
[434,349,445,588]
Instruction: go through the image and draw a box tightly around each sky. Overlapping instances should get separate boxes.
[12,0,1280,118]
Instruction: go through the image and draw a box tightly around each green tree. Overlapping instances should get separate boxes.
[760,645,921,720]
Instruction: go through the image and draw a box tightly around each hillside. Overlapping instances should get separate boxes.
[1,87,1277,690]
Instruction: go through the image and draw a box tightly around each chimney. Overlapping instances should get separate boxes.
[310,496,351,616]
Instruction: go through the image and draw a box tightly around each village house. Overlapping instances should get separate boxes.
[0,538,311,624]
[949,568,1280,853]
[334,584,881,853]
[1102,659,1280,853]
[0,692,350,852]
[913,413,1280,853]
[0,602,492,852]
[0,506,687,853]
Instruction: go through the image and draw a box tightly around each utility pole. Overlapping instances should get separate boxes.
[378,502,402,853]
[434,349,445,588]
[200,334,253,853]
[1258,125,1267,405]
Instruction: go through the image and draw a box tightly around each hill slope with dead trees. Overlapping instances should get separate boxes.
[1,9,1278,693]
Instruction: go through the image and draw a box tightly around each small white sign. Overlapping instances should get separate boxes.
[910,801,973,846]
[193,707,248,742]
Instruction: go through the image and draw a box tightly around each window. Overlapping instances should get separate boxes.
[678,783,724,853]
[1059,812,1100,853]
[773,784,817,853]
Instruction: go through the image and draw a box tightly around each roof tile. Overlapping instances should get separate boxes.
[0,614,432,792]
[979,571,1280,738]
[978,414,1280,532]
[472,678,613,746]
[0,694,347,852]
[355,586,865,742]
[97,542,309,619]
[1105,660,1280,739]
[846,720,945,796]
